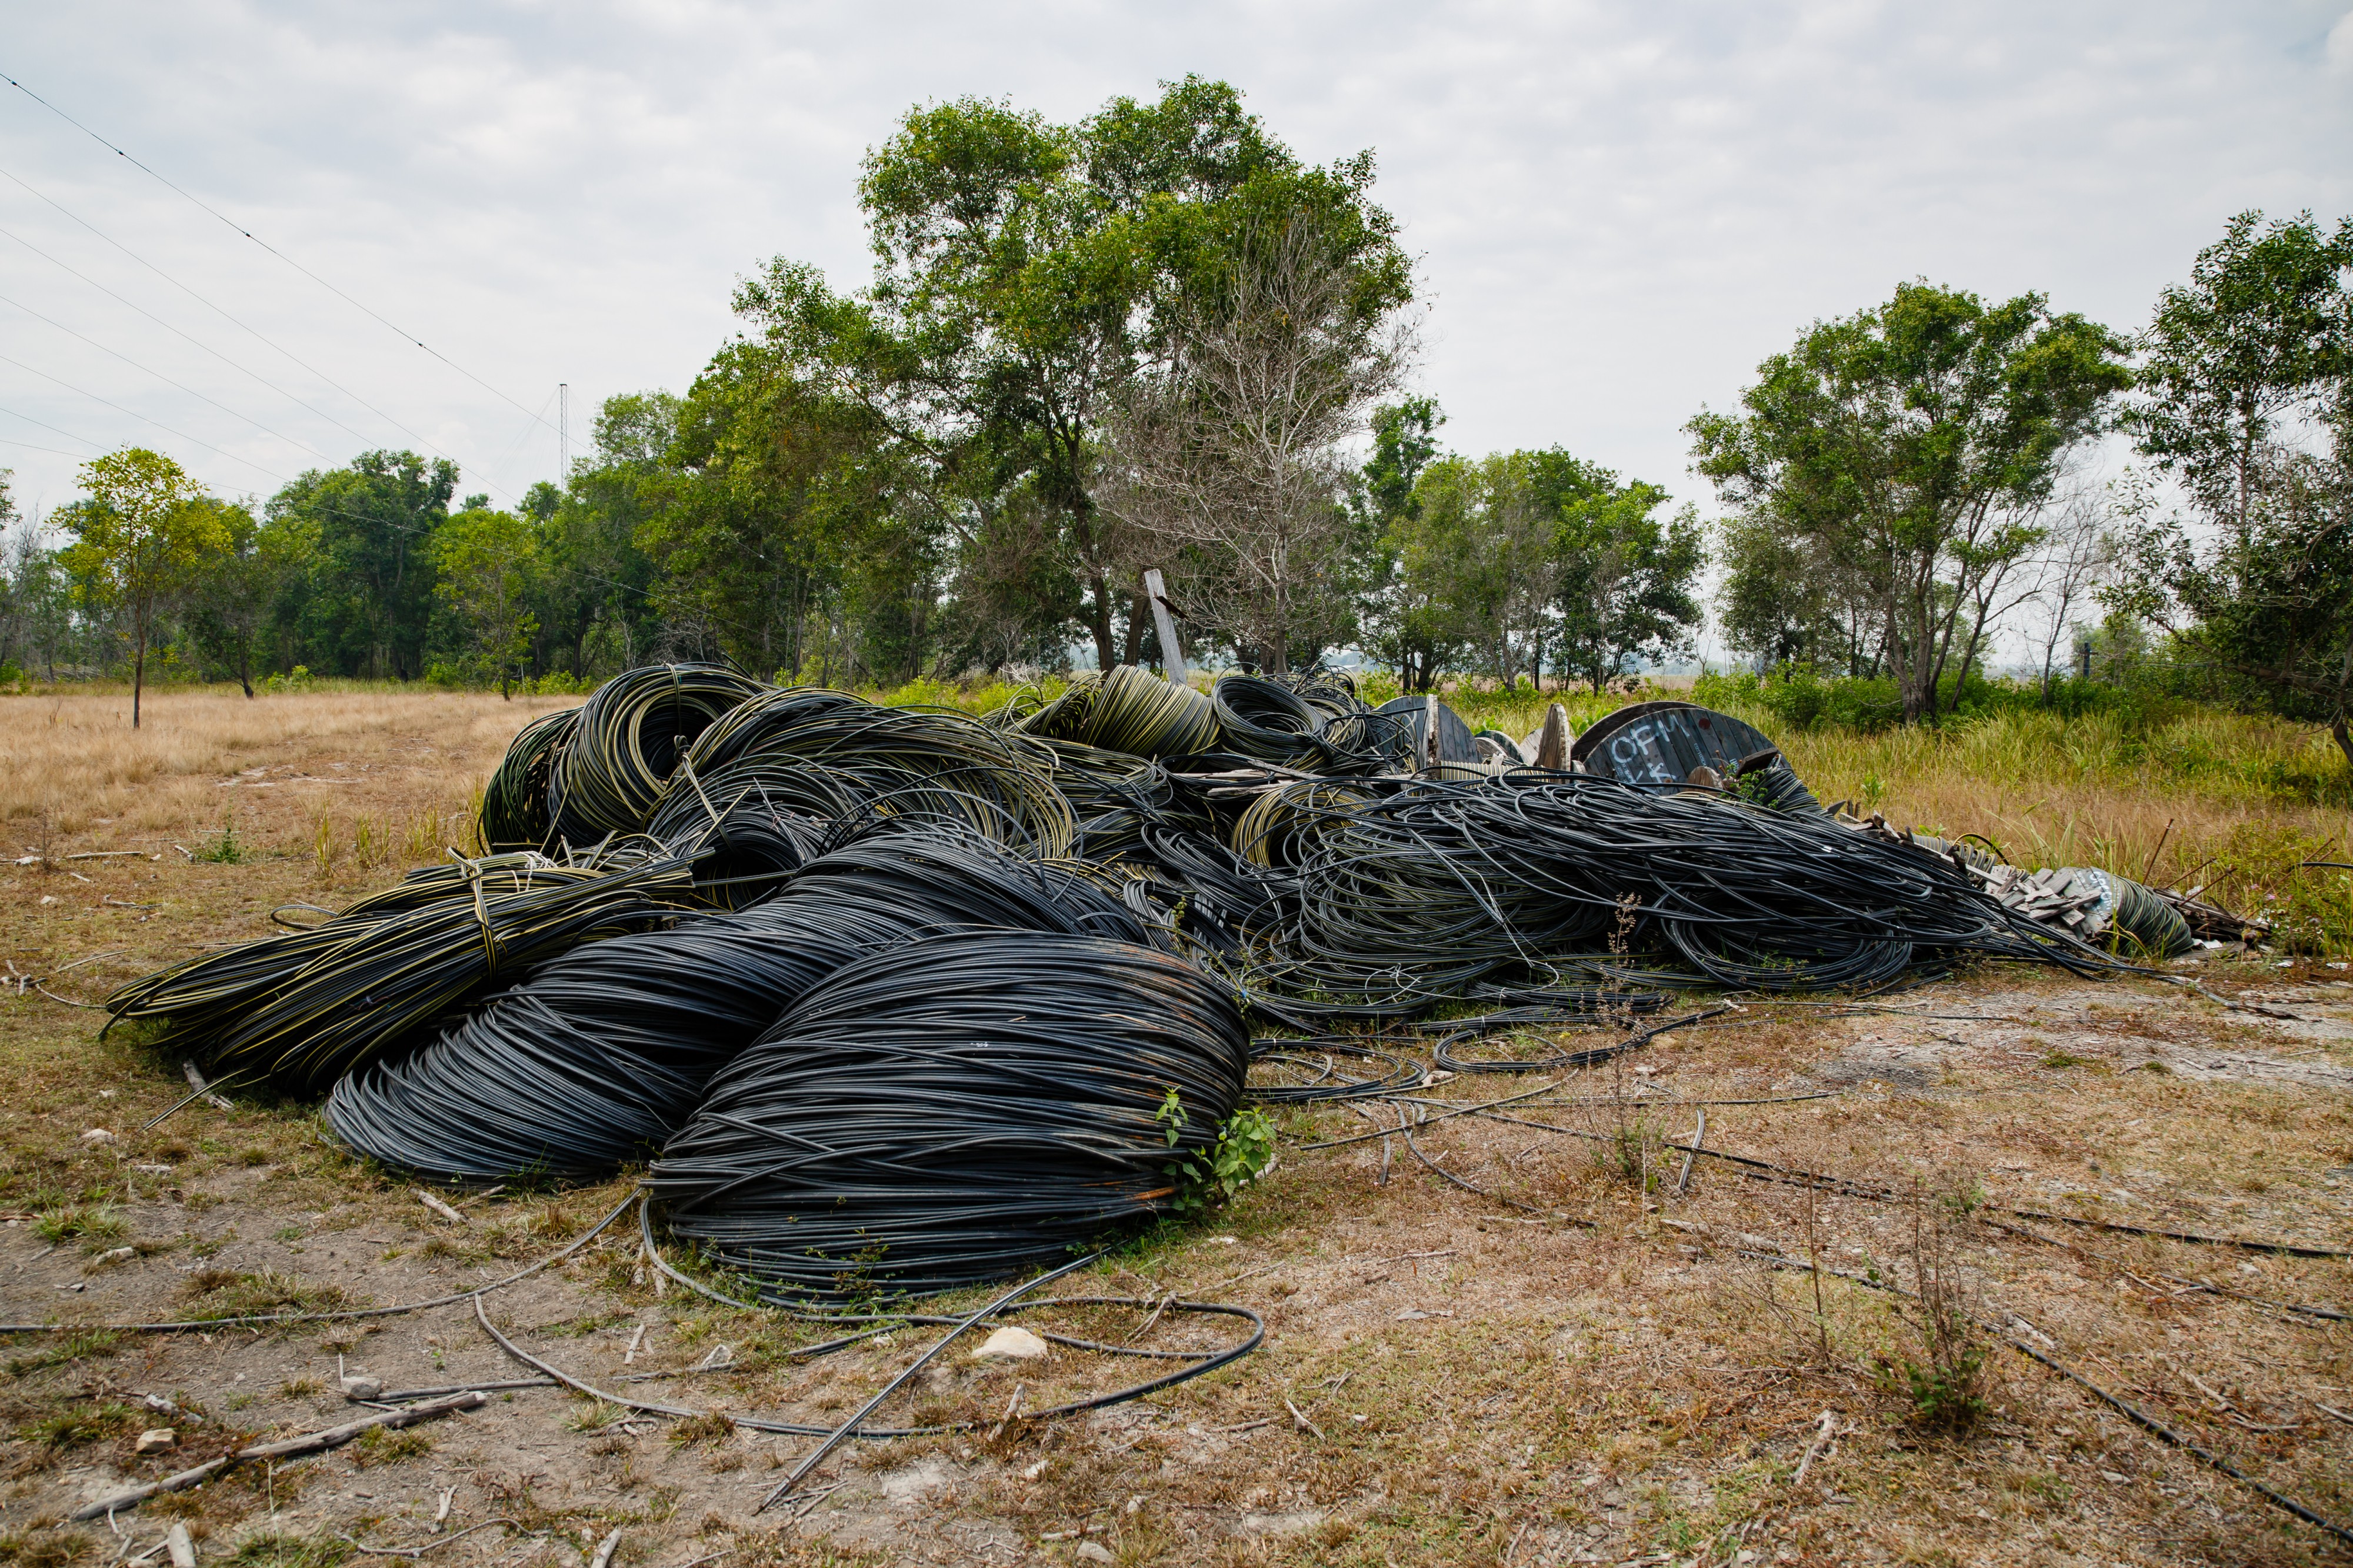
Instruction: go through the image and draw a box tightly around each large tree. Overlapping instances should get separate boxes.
[643,342,903,680]
[1689,282,2131,722]
[1356,399,1459,690]
[64,448,225,726]
[2111,210,2353,759]
[733,78,1405,672]
[434,505,541,698]
[2128,210,2353,538]
[268,451,456,679]
[1554,481,1705,693]
[1095,209,1409,671]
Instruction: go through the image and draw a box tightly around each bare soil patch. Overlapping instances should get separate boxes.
[4,693,2348,1568]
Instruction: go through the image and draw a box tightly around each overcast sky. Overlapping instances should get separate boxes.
[4,1,2349,556]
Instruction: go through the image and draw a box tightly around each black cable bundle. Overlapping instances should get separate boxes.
[1211,673,1410,774]
[326,833,1156,1182]
[1013,665,1221,757]
[656,688,1076,859]
[105,853,635,1058]
[154,855,695,1092]
[643,761,836,910]
[649,931,1249,1300]
[1274,774,2111,1003]
[478,708,579,852]
[546,664,766,846]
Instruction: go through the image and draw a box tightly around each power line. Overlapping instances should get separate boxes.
[0,433,88,461]
[0,401,108,453]
[0,289,333,461]
[0,172,513,501]
[1,69,560,436]
[0,349,289,484]
[0,218,378,451]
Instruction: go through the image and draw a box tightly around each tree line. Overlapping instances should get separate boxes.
[1,76,2344,744]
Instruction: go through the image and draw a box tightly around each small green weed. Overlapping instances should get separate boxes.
[194,813,251,865]
[6,1329,124,1379]
[32,1206,126,1246]
[23,1402,137,1449]
[1157,1092,1277,1215]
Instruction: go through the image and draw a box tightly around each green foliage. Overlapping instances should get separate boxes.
[1873,1320,1989,1431]
[4,1328,122,1379]
[267,450,456,681]
[1690,282,2132,722]
[2127,209,2353,533]
[63,447,226,722]
[432,506,541,698]
[22,1401,136,1449]
[1373,443,1702,692]
[194,812,251,865]
[31,1205,124,1246]
[264,664,316,693]
[1158,1092,1277,1215]
[2205,820,2353,955]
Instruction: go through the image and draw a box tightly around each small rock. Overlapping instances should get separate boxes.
[1021,1458,1049,1481]
[2101,1469,2128,1483]
[166,1522,196,1568]
[132,1163,174,1175]
[94,1246,137,1265]
[79,1128,117,1145]
[971,1326,1049,1363]
[340,1374,385,1400]
[136,1427,177,1454]
[1075,1544,1114,1564]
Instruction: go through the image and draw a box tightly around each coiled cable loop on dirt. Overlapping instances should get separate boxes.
[547,663,766,845]
[649,930,1250,1301]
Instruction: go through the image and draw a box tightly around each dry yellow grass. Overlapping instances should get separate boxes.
[3,686,2349,1567]
[0,688,577,843]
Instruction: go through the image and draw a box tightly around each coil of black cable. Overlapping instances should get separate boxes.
[648,930,1249,1301]
[479,707,579,852]
[326,833,1159,1181]
[546,664,766,846]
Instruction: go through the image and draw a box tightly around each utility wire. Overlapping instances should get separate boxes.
[0,434,87,460]
[0,349,287,483]
[0,218,381,451]
[0,171,515,502]
[0,289,332,460]
[0,71,559,435]
[0,400,109,453]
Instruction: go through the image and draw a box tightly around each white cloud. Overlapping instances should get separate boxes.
[0,0,2347,523]
[2327,8,2353,74]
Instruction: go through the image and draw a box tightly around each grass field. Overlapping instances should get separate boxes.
[2,686,2350,1568]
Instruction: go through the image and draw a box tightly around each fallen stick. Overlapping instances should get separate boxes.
[336,1519,518,1559]
[1790,1409,1837,1486]
[1674,1107,1707,1197]
[69,1392,486,1520]
[414,1189,469,1226]
[182,1062,234,1113]
[587,1529,622,1568]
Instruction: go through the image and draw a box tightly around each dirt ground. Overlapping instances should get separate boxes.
[2,693,2349,1568]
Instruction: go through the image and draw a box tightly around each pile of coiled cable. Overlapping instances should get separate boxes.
[109,849,690,1092]
[548,664,766,846]
[1248,772,2115,1010]
[649,930,1249,1300]
[655,686,1077,859]
[1205,671,1411,775]
[325,833,1154,1180]
[1011,663,1221,757]
[106,656,2161,1306]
